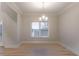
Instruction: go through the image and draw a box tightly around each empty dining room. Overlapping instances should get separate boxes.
[0,2,79,56]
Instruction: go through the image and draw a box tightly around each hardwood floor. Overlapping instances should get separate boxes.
[0,43,77,56]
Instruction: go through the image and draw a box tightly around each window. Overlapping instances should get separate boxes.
[0,21,2,40]
[0,21,2,36]
[32,21,48,37]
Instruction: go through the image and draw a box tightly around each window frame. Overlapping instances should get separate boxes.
[31,20,49,38]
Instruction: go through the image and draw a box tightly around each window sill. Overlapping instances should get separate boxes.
[31,36,49,38]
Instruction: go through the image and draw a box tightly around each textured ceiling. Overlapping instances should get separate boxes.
[15,2,71,14]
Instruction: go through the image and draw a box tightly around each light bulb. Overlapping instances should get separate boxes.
[39,17,42,21]
[42,15,45,19]
[45,17,48,21]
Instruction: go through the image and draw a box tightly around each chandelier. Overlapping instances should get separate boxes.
[39,2,48,21]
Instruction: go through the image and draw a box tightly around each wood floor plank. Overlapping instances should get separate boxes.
[0,43,77,56]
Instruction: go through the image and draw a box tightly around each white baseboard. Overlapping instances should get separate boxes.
[59,42,79,56]
[4,44,20,48]
[21,41,59,44]
[4,41,59,48]
[0,42,3,46]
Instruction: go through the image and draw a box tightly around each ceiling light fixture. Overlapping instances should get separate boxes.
[39,2,48,21]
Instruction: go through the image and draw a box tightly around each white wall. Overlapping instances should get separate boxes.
[59,3,79,55]
[0,3,1,41]
[0,3,2,42]
[1,2,23,48]
[21,13,58,42]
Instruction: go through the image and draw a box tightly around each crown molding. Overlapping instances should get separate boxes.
[6,2,23,15]
[58,3,79,16]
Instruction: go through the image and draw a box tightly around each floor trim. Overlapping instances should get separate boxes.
[59,42,78,56]
[4,44,20,48]
[21,41,59,44]
[0,42,3,46]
